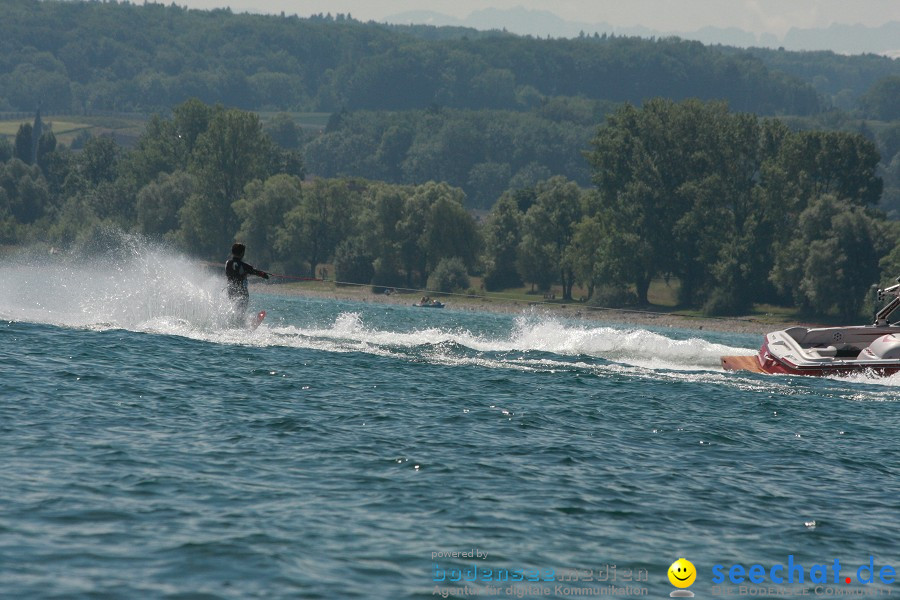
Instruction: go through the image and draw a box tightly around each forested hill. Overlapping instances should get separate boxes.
[1,0,819,115]
[723,47,900,110]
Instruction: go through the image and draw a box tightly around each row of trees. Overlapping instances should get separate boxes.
[0,100,302,255]
[304,102,599,208]
[0,0,822,115]
[5,1,900,225]
[291,101,900,216]
[583,99,887,316]
[736,47,900,112]
[859,77,900,122]
[2,98,899,318]
[0,100,480,290]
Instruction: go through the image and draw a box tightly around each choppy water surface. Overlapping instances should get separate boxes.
[2,245,899,599]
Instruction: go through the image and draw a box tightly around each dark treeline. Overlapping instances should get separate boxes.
[305,100,900,215]
[0,0,819,115]
[5,0,900,217]
[3,1,900,318]
[3,98,900,319]
[733,47,900,112]
[0,99,480,288]
[582,99,888,317]
[305,103,599,209]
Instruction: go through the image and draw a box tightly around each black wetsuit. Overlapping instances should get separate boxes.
[225,255,265,313]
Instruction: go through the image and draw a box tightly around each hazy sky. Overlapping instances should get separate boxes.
[172,1,900,37]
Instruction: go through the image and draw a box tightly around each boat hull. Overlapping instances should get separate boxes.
[722,340,900,376]
[720,355,764,373]
[723,279,900,376]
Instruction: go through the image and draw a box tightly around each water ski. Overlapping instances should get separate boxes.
[250,310,266,330]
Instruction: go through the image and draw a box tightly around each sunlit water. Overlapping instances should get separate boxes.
[2,244,899,599]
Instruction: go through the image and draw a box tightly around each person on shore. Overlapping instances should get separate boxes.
[225,242,268,315]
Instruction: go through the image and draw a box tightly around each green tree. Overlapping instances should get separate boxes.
[585,101,684,305]
[276,178,357,278]
[467,162,511,209]
[421,183,479,274]
[124,115,188,188]
[585,98,884,312]
[356,183,408,289]
[233,174,302,267]
[769,130,883,212]
[396,186,431,287]
[518,177,583,300]
[333,237,375,285]
[877,222,900,285]
[135,171,195,237]
[265,113,304,149]
[172,99,217,155]
[387,181,478,286]
[83,178,138,226]
[79,135,120,185]
[770,195,884,318]
[427,257,470,293]
[14,123,33,164]
[586,103,670,305]
[0,159,49,224]
[876,123,900,165]
[860,76,900,121]
[39,145,75,201]
[44,195,101,248]
[179,107,271,256]
[0,137,12,163]
[516,232,556,292]
[578,197,655,304]
[36,130,58,172]
[482,193,523,291]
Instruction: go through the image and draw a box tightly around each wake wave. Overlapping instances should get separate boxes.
[6,237,897,394]
[0,240,751,371]
[235,310,750,392]
[256,315,900,400]
[507,318,742,369]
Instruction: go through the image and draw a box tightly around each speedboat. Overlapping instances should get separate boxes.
[721,279,900,376]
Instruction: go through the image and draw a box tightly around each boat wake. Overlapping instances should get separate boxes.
[265,310,745,370]
[4,240,899,395]
[256,313,900,399]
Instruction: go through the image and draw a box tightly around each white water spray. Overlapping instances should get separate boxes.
[2,234,849,387]
[0,237,235,331]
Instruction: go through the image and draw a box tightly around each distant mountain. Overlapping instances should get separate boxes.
[385,10,460,28]
[466,7,613,38]
[782,22,900,56]
[688,27,765,48]
[385,7,900,56]
[387,7,614,38]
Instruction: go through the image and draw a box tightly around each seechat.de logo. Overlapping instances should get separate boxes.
[711,556,897,586]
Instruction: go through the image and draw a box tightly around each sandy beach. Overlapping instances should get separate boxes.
[258,281,798,336]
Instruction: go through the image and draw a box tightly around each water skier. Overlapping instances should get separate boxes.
[225,242,269,317]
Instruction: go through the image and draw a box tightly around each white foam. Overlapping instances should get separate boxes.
[0,241,749,371]
[825,369,900,389]
[0,238,235,331]
[505,316,749,369]
[7,237,896,400]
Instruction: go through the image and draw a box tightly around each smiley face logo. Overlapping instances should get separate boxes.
[668,558,697,588]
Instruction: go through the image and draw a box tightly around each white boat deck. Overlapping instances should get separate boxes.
[767,325,900,368]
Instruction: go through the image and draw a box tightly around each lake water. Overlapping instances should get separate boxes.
[2,243,898,599]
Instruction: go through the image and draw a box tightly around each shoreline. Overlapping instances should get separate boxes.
[255,282,796,336]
